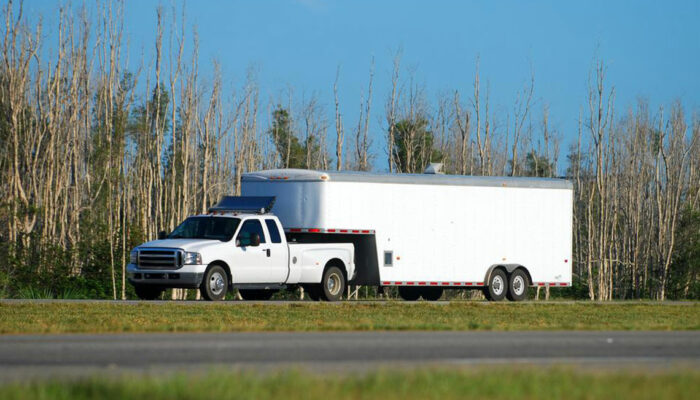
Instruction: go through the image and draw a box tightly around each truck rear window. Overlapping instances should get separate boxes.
[265,219,282,243]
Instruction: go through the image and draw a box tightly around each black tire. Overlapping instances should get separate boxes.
[239,289,275,301]
[200,264,228,301]
[398,286,421,301]
[506,269,529,302]
[134,285,163,300]
[320,265,345,301]
[484,269,507,301]
[421,287,444,301]
[304,285,321,301]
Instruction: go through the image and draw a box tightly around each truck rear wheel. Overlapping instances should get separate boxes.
[134,285,163,300]
[239,289,275,301]
[200,265,228,301]
[320,266,345,301]
[483,269,507,301]
[506,269,529,301]
[421,287,443,301]
[398,286,421,301]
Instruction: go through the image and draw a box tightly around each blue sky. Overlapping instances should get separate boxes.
[26,0,700,171]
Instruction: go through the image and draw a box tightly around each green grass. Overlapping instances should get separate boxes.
[1,368,698,400]
[1,301,697,334]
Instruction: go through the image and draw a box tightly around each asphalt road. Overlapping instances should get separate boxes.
[1,331,698,381]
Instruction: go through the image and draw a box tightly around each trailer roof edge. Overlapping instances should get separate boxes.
[243,169,573,190]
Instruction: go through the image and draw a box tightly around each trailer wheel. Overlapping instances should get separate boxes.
[320,266,345,301]
[200,264,228,301]
[421,287,444,301]
[134,285,163,300]
[239,289,275,301]
[484,269,507,301]
[506,269,528,301]
[398,286,421,301]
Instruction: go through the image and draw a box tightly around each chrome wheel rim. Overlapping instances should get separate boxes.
[209,271,225,295]
[492,275,504,296]
[327,272,342,296]
[513,276,525,296]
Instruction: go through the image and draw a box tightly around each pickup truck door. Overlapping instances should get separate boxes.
[263,218,289,283]
[233,219,271,283]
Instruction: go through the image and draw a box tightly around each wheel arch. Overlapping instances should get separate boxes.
[324,258,347,282]
[207,260,233,288]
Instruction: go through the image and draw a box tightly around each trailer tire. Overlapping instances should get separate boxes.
[239,289,275,301]
[320,266,345,301]
[134,285,163,300]
[484,269,507,301]
[506,269,529,302]
[421,287,443,301]
[200,264,228,301]
[398,286,421,301]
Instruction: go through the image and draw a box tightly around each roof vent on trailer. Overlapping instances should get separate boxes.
[424,163,444,174]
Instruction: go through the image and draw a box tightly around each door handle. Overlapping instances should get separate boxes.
[263,249,270,257]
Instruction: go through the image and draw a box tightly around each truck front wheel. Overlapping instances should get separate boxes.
[320,266,345,301]
[134,285,164,300]
[200,265,228,301]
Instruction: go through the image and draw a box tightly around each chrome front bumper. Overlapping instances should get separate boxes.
[127,264,205,288]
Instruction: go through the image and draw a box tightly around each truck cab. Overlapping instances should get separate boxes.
[127,197,355,301]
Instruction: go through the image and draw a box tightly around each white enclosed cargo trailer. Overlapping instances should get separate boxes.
[242,168,573,301]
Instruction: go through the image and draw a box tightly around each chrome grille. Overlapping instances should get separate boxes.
[137,249,183,269]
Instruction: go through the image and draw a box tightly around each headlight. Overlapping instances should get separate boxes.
[184,252,202,265]
[130,250,138,264]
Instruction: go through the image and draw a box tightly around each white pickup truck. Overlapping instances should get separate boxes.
[126,196,355,301]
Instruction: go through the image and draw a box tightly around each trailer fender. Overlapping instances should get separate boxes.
[484,264,531,287]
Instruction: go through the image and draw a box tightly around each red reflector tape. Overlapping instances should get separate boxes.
[407,282,415,286]
[477,282,484,286]
[454,282,462,286]
[290,228,301,232]
[340,229,348,233]
[352,230,359,233]
[559,283,567,286]
[441,282,449,285]
[327,229,336,233]
[418,282,426,286]
[382,281,391,285]
[361,230,370,233]
[429,282,438,286]
[308,228,321,233]
[549,283,556,286]
[395,281,403,285]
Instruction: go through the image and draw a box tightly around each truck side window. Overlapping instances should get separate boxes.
[236,220,267,246]
[265,219,282,243]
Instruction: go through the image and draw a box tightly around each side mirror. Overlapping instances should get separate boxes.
[250,233,261,247]
[158,230,167,240]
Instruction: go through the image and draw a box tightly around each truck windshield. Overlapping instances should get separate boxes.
[167,216,241,241]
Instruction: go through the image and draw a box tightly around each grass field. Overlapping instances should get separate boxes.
[1,301,697,334]
[0,367,698,400]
